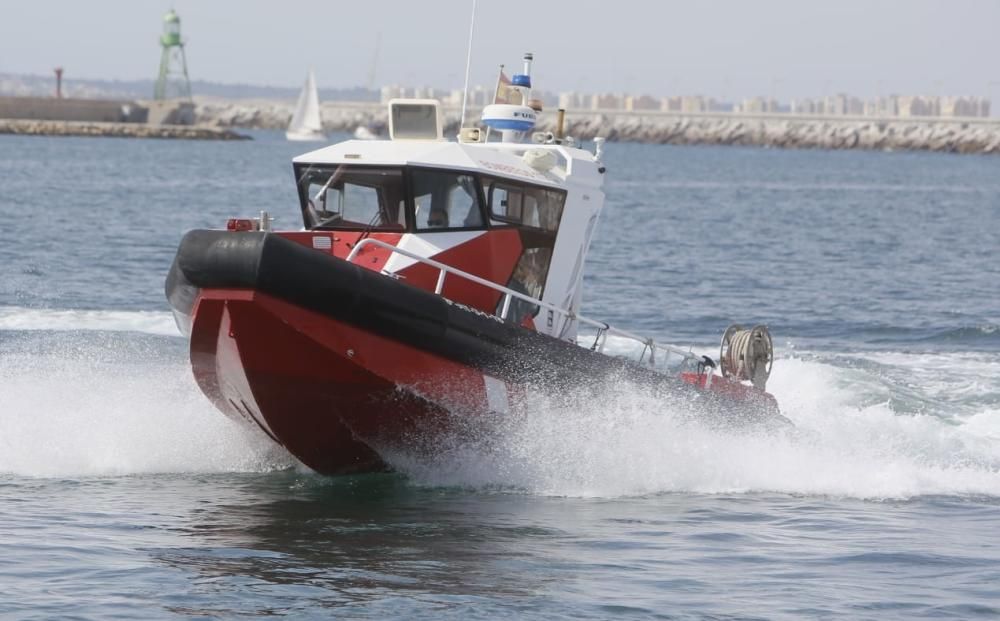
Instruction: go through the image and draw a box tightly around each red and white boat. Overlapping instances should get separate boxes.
[166,55,783,475]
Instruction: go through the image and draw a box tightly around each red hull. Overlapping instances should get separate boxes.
[171,231,782,475]
[190,289,498,475]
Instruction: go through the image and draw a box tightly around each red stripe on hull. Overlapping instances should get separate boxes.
[279,231,403,271]
[189,289,495,474]
[281,229,524,315]
[397,229,523,313]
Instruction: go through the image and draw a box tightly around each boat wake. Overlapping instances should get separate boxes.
[2,308,998,500]
[386,350,1000,500]
[0,311,291,478]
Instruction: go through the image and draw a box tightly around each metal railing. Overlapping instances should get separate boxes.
[345,238,701,368]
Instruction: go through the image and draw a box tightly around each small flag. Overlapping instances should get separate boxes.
[494,66,522,105]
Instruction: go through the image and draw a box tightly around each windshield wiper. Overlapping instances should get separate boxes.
[313,174,337,203]
[309,170,343,228]
[355,207,386,243]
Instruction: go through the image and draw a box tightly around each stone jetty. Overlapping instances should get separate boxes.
[194,99,1000,155]
[545,113,1000,155]
[0,118,249,140]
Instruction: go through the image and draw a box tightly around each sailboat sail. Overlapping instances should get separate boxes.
[287,70,324,139]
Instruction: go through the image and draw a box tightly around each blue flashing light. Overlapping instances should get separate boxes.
[511,74,531,88]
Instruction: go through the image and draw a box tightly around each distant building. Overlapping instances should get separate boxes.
[380,85,405,103]
[624,94,659,111]
[863,96,899,117]
[590,93,622,110]
[533,90,560,108]
[477,86,496,106]
[679,95,714,113]
[790,98,819,114]
[412,86,444,100]
[976,98,991,117]
[445,88,464,107]
[824,94,845,115]
[897,95,939,117]
[662,96,682,112]
[735,96,778,113]
[558,91,587,110]
[941,96,991,118]
[823,94,864,115]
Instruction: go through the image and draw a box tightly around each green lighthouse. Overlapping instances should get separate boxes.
[154,9,192,100]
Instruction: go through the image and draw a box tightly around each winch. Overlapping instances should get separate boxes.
[720,324,774,391]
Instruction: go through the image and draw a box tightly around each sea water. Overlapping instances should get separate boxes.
[1,132,998,619]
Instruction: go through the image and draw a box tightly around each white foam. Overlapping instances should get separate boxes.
[0,306,180,336]
[961,409,1000,440]
[0,333,292,478]
[390,353,1000,500]
[3,318,998,498]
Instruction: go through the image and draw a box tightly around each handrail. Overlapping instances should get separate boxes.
[345,238,701,367]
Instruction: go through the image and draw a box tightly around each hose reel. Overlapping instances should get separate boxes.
[720,324,773,391]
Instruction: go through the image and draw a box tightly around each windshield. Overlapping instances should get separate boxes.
[410,169,484,230]
[297,165,406,230]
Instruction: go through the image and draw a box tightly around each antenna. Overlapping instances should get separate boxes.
[458,0,478,130]
[366,32,381,92]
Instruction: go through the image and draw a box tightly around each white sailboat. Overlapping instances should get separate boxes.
[286,70,326,142]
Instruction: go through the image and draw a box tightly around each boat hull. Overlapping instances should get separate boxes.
[190,291,385,473]
[167,230,783,475]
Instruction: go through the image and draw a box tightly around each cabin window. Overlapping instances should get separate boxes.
[410,170,485,230]
[297,165,406,231]
[481,178,565,323]
[498,247,552,323]
[485,180,565,233]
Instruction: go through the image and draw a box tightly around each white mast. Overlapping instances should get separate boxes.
[458,0,478,129]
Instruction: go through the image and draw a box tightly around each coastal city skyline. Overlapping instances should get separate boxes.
[384,85,993,119]
[1,69,994,122]
[1,0,998,106]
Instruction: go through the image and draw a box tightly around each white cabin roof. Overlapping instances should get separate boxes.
[292,139,603,188]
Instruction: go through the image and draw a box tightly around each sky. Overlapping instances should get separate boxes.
[1,0,998,101]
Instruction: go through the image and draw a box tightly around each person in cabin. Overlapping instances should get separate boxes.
[427,206,449,228]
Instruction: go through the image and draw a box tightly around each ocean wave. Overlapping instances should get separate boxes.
[918,324,1000,342]
[856,324,1000,347]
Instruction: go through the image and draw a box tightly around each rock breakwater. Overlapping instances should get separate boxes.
[0,118,249,140]
[548,113,1000,154]
[194,99,1000,155]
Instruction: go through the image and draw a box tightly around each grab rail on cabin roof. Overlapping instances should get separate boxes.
[344,238,701,368]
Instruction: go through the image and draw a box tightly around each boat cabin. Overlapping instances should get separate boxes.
[283,97,606,340]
